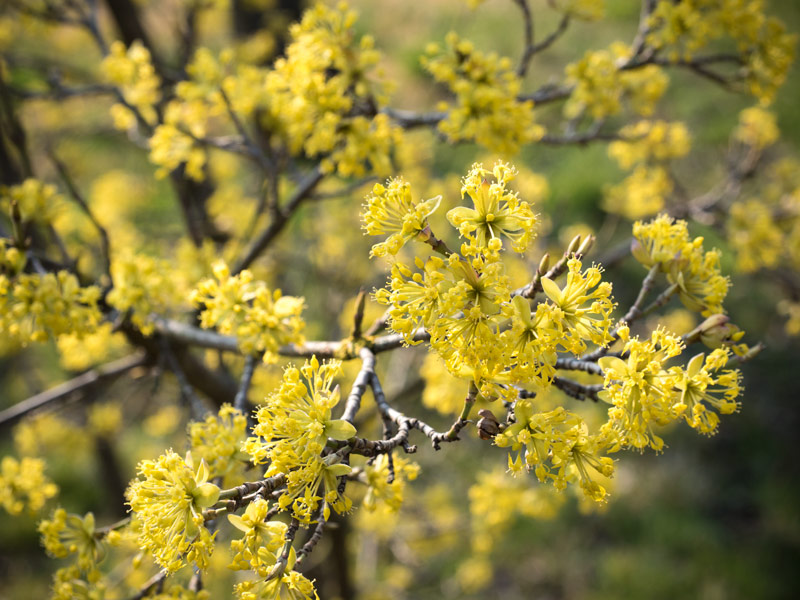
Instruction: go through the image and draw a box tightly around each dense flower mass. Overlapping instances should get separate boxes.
[244,357,355,522]
[361,178,441,257]
[423,32,544,154]
[3,0,795,596]
[191,261,306,361]
[126,451,220,572]
[0,456,58,516]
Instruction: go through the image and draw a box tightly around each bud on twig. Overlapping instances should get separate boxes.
[477,409,500,440]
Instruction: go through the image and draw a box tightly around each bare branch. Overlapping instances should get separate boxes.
[0,353,147,430]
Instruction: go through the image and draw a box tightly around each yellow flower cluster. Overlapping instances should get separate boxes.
[191,261,305,362]
[422,32,544,155]
[264,2,401,176]
[603,165,673,220]
[188,404,249,487]
[495,404,615,502]
[727,157,800,276]
[0,238,24,275]
[101,40,161,129]
[448,162,538,253]
[39,509,104,574]
[599,326,741,448]
[633,214,729,316]
[604,120,690,218]
[126,451,220,572]
[227,501,319,599]
[734,106,779,150]
[372,162,612,400]
[149,48,234,181]
[228,499,288,576]
[50,565,107,600]
[0,178,61,225]
[565,43,669,120]
[1,271,101,344]
[609,120,691,170]
[468,467,563,555]
[107,252,184,335]
[0,455,58,515]
[646,0,796,104]
[243,357,355,522]
[361,178,441,257]
[363,453,420,513]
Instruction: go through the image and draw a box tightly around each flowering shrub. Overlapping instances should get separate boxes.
[0,0,797,598]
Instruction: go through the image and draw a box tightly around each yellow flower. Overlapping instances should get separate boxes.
[671,350,742,435]
[244,357,355,469]
[361,178,441,257]
[540,258,615,353]
[0,455,58,515]
[39,509,104,573]
[448,162,538,253]
[126,451,220,572]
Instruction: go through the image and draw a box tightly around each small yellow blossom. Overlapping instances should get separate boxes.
[39,509,104,573]
[361,178,441,257]
[0,455,59,515]
[191,261,305,362]
[126,451,220,572]
[448,162,538,253]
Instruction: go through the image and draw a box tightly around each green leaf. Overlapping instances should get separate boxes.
[326,419,357,440]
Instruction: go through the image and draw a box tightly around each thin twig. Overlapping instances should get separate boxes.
[0,353,147,429]
[233,356,256,414]
[234,167,325,273]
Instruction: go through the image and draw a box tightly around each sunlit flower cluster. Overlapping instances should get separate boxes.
[0,455,59,516]
[126,451,220,572]
[107,252,184,335]
[646,0,797,104]
[101,40,161,128]
[243,357,356,522]
[0,178,61,225]
[188,404,249,486]
[191,261,306,362]
[423,32,544,154]
[1,271,101,344]
[633,214,729,316]
[361,178,441,257]
[564,43,669,120]
[264,2,401,176]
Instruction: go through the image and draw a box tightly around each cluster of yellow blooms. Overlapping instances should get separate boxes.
[1,178,62,225]
[564,42,669,120]
[726,109,800,279]
[362,453,420,513]
[363,161,745,504]
[423,32,543,155]
[229,500,318,598]
[600,326,740,450]
[646,0,796,104]
[1,270,101,345]
[39,509,105,576]
[604,120,691,219]
[126,451,220,573]
[264,2,401,177]
[367,162,610,403]
[101,40,161,129]
[191,261,306,361]
[632,214,729,316]
[188,403,249,486]
[243,357,356,522]
[0,455,59,516]
[2,0,794,596]
[107,252,184,335]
